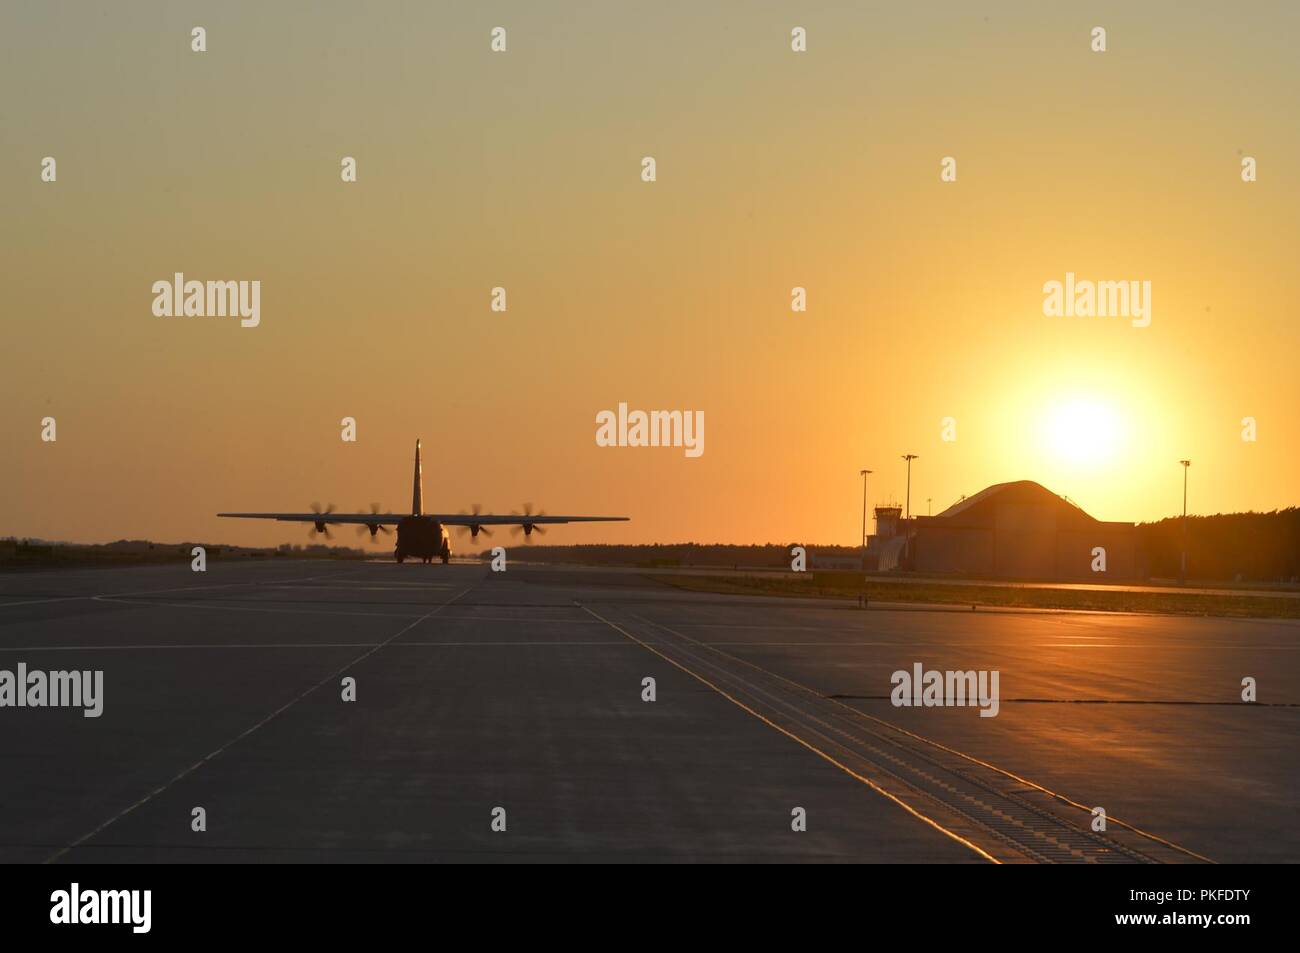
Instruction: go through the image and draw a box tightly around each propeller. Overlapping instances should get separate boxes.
[510,503,548,542]
[309,502,336,540]
[355,503,393,542]
[455,504,494,541]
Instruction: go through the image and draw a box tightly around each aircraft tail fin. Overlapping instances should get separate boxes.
[412,439,423,516]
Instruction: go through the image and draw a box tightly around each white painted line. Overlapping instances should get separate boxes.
[0,640,633,651]
[0,596,89,609]
[44,585,475,864]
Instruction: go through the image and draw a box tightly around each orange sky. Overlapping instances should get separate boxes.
[2,2,1297,548]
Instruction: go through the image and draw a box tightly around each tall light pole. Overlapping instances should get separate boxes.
[902,454,918,524]
[859,469,873,550]
[927,497,932,517]
[1179,460,1191,584]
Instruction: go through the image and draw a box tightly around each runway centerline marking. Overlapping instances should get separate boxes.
[43,585,475,864]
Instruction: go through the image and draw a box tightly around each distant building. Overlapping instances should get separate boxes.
[867,480,1141,580]
[864,505,908,572]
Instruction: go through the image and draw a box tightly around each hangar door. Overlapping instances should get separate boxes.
[993,503,1057,578]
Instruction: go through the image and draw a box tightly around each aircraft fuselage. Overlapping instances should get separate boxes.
[395,516,451,564]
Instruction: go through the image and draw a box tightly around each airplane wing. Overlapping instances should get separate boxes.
[217,513,629,526]
[217,512,407,525]
[431,515,629,526]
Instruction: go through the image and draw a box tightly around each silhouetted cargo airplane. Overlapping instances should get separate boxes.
[218,439,628,564]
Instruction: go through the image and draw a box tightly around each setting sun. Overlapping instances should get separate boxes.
[1042,398,1124,467]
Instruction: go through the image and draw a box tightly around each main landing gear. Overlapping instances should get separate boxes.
[393,550,449,565]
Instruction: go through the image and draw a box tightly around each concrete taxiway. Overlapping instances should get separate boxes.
[0,560,1295,863]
